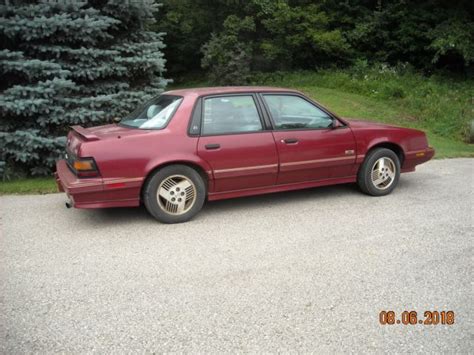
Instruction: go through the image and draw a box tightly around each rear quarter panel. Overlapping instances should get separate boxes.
[77,94,213,202]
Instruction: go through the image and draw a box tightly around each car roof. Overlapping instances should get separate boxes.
[163,86,302,97]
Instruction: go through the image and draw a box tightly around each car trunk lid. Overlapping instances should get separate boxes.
[67,124,150,156]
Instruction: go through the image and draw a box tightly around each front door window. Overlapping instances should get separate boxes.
[263,94,333,130]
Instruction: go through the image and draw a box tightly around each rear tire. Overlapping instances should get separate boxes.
[357,148,400,196]
[143,165,206,223]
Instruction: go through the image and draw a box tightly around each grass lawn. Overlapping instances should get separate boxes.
[2,70,472,195]
[0,177,57,195]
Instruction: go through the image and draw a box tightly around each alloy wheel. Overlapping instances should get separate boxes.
[157,175,197,215]
[371,157,396,190]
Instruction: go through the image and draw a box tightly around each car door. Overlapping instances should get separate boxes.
[196,94,279,192]
[260,93,356,185]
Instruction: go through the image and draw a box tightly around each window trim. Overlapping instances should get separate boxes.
[197,93,267,137]
[186,90,349,137]
[187,97,202,136]
[258,92,347,132]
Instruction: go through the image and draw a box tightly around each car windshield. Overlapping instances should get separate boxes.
[120,95,183,129]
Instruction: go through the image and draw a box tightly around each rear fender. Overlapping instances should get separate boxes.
[143,155,215,193]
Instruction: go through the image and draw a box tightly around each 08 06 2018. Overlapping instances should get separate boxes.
[379,310,455,325]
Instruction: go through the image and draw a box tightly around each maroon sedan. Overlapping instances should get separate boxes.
[55,87,434,223]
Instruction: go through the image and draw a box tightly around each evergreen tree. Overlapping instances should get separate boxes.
[0,0,168,177]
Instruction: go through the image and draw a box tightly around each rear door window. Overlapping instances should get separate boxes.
[202,95,263,135]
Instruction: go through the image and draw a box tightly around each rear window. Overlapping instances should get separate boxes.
[120,95,183,129]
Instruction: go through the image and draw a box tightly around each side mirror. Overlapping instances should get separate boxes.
[331,119,339,129]
[113,117,121,123]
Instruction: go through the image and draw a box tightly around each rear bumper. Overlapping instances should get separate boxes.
[55,159,141,208]
[55,160,103,194]
[55,160,104,207]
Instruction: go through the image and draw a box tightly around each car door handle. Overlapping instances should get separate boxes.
[281,138,298,144]
[205,143,220,150]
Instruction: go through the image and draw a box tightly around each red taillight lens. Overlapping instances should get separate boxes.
[73,158,99,177]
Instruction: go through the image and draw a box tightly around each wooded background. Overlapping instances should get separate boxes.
[157,0,473,82]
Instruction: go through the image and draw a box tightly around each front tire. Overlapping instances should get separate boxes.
[357,148,401,196]
[143,165,206,223]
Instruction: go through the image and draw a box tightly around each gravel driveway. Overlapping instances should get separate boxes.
[1,158,472,353]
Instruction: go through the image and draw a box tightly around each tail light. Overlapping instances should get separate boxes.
[71,157,99,178]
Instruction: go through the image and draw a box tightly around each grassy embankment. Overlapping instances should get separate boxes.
[1,68,472,195]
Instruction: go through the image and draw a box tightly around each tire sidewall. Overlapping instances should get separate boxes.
[360,148,401,196]
[144,165,206,223]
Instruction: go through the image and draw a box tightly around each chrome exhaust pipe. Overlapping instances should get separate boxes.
[65,201,72,209]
